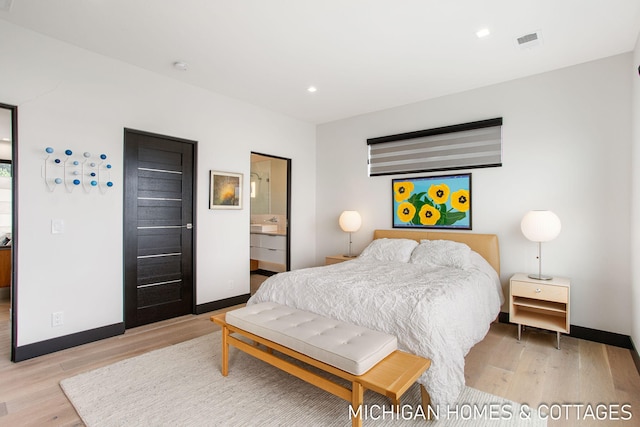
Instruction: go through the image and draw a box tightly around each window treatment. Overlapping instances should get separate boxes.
[367,118,502,176]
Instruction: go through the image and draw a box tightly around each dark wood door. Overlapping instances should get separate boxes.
[123,129,195,328]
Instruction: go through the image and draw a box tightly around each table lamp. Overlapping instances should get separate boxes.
[339,211,362,257]
[520,210,561,280]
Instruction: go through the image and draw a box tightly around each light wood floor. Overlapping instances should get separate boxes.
[1,291,639,426]
[465,323,640,426]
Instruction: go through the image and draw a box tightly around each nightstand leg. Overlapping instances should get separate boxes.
[556,332,560,350]
[517,324,521,341]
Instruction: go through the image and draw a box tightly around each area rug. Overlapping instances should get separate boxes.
[61,333,546,426]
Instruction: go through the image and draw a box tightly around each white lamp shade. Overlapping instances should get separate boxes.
[339,211,362,232]
[521,210,561,242]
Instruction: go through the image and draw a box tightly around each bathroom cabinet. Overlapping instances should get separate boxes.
[250,233,286,265]
[0,247,10,288]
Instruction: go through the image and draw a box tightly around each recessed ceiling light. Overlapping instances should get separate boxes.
[307,86,317,93]
[173,61,188,71]
[476,28,491,38]
[0,0,13,12]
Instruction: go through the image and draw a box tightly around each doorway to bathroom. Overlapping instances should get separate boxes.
[249,152,291,289]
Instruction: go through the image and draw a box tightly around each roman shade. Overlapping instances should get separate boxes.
[367,118,502,176]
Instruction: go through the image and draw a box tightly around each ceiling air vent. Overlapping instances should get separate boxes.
[516,31,542,49]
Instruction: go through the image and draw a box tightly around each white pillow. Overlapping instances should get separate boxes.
[359,238,418,263]
[409,239,472,269]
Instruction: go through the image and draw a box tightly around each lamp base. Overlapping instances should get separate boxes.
[528,273,553,280]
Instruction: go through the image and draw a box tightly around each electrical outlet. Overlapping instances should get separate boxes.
[51,219,65,234]
[52,311,64,327]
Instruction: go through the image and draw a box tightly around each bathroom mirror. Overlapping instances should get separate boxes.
[250,153,287,215]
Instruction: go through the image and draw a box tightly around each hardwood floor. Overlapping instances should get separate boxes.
[0,298,243,426]
[1,292,639,426]
[465,323,640,426]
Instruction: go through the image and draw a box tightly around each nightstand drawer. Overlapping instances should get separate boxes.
[511,280,568,303]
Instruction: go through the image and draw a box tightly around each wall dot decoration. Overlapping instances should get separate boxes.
[43,147,115,193]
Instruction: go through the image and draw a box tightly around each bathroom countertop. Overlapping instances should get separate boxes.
[250,231,287,236]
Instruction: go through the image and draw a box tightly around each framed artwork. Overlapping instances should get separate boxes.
[210,171,242,210]
[392,173,471,230]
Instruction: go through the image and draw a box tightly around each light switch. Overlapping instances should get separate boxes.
[51,219,65,234]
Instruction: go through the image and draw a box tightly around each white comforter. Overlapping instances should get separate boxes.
[247,257,503,406]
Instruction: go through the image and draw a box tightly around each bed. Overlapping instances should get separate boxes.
[247,229,504,406]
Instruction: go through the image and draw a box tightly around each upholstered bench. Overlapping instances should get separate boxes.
[211,302,431,427]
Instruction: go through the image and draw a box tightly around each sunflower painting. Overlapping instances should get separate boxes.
[392,173,471,229]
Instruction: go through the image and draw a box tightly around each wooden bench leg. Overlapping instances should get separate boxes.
[221,324,229,376]
[351,382,363,427]
[390,397,400,413]
[420,384,432,420]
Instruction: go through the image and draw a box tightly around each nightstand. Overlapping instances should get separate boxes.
[509,273,570,349]
[325,255,357,265]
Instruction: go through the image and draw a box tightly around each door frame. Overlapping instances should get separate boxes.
[123,128,198,327]
[250,151,291,271]
[1,103,18,362]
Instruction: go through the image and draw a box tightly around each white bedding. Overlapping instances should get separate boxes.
[247,251,504,406]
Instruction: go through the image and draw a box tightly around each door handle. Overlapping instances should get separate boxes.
[137,224,194,230]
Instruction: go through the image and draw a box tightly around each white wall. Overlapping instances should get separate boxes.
[632,33,640,347]
[0,20,316,346]
[317,54,632,335]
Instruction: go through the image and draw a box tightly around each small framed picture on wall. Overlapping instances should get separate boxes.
[210,171,243,210]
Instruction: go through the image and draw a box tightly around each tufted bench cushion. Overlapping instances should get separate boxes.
[226,302,397,375]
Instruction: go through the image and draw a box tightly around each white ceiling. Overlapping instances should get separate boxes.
[1,0,639,124]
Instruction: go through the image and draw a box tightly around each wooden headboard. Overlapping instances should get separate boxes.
[373,229,500,275]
